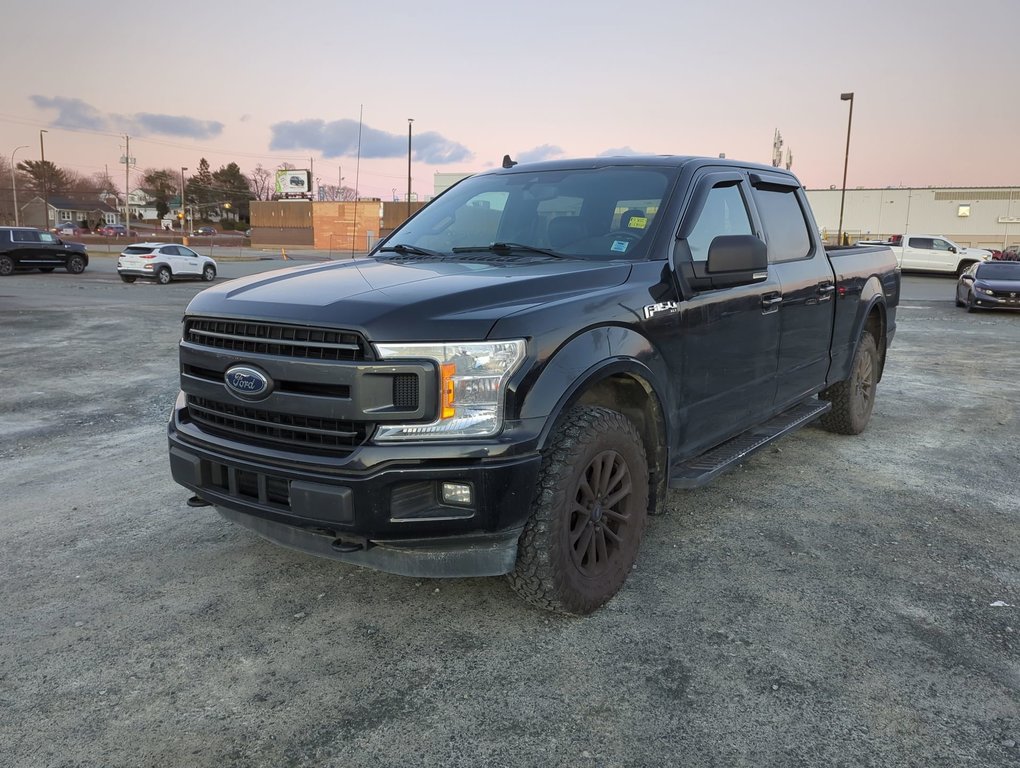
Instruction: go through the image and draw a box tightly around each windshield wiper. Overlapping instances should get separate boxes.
[377,243,448,258]
[451,242,567,259]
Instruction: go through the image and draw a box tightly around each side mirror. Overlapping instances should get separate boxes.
[960,274,974,282]
[704,235,769,288]
[949,245,957,253]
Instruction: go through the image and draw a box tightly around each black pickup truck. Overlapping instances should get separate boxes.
[168,156,899,614]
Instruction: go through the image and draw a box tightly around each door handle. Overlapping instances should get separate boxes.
[761,293,783,311]
[817,283,836,295]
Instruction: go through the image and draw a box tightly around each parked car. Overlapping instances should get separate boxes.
[995,245,1020,261]
[56,222,88,236]
[0,226,88,275]
[956,260,1020,311]
[194,226,217,236]
[98,224,128,237]
[167,154,900,615]
[117,243,217,285]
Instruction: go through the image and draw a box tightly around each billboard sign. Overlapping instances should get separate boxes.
[275,169,312,198]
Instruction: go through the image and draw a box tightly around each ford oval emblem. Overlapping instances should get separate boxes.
[224,365,271,398]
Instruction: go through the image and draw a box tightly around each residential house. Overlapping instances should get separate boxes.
[21,196,121,230]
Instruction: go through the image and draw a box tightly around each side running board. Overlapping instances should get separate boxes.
[669,399,832,489]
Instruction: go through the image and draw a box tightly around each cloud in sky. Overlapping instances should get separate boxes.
[270,119,472,164]
[517,145,563,163]
[31,95,224,139]
[597,146,651,157]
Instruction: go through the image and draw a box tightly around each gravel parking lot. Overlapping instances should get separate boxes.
[1,258,1017,768]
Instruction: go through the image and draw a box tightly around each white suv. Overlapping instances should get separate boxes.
[118,243,217,285]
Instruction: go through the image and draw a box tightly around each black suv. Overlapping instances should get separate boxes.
[0,227,88,276]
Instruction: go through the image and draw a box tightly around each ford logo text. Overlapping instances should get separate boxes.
[224,366,271,399]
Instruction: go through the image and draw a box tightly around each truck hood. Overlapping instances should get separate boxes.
[185,256,632,341]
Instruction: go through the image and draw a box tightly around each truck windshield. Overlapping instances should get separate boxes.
[378,166,676,262]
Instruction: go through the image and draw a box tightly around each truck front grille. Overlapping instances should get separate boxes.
[187,395,369,453]
[184,318,371,361]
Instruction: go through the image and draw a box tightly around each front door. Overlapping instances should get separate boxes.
[654,172,781,460]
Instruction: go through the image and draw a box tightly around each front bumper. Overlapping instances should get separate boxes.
[972,293,1020,309]
[168,422,543,578]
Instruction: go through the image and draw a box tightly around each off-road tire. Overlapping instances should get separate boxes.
[508,405,649,615]
[66,255,86,274]
[156,266,172,285]
[819,330,878,435]
[202,264,216,282]
[0,255,14,276]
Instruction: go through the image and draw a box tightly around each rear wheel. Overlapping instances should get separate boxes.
[119,275,137,283]
[66,255,86,274]
[819,330,878,435]
[509,405,649,615]
[201,264,216,282]
[156,266,172,285]
[0,255,14,276]
[39,267,55,273]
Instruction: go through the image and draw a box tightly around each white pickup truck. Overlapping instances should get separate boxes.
[858,235,991,275]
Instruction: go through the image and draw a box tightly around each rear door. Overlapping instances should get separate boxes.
[9,228,41,266]
[903,237,934,270]
[749,175,835,407]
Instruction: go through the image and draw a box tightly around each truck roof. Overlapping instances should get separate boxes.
[479,154,800,181]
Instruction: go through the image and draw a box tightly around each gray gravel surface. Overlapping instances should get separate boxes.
[1,264,1017,767]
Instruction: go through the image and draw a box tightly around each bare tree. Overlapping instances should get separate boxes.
[248,164,274,201]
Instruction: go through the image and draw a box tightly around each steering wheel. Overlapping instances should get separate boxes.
[605,230,642,243]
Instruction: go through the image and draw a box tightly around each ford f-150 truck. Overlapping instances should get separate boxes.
[169,156,899,615]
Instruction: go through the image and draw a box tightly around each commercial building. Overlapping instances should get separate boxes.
[433,174,1020,251]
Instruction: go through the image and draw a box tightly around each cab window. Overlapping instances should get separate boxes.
[686,184,753,262]
[753,186,811,263]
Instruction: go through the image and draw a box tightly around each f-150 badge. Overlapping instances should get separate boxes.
[643,301,680,319]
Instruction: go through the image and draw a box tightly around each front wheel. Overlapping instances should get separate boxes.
[201,264,216,282]
[156,266,172,285]
[508,405,649,615]
[66,255,86,274]
[966,291,977,313]
[819,330,879,435]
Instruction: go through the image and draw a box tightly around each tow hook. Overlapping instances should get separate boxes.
[186,495,211,508]
[330,538,365,553]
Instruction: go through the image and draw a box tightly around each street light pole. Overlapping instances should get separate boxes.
[407,118,414,221]
[39,129,49,230]
[10,145,28,226]
[837,92,854,246]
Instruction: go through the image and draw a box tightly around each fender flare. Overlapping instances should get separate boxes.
[517,325,671,450]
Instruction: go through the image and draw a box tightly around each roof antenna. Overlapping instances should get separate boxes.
[502,154,518,169]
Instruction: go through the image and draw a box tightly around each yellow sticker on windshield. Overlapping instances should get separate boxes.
[628,217,648,229]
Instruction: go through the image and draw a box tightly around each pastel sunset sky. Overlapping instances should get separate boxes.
[2,0,1017,199]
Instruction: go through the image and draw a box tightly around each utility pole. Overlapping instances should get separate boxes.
[124,135,131,237]
[39,129,49,230]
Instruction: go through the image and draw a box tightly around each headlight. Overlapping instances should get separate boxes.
[373,340,526,440]
[979,287,995,295]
